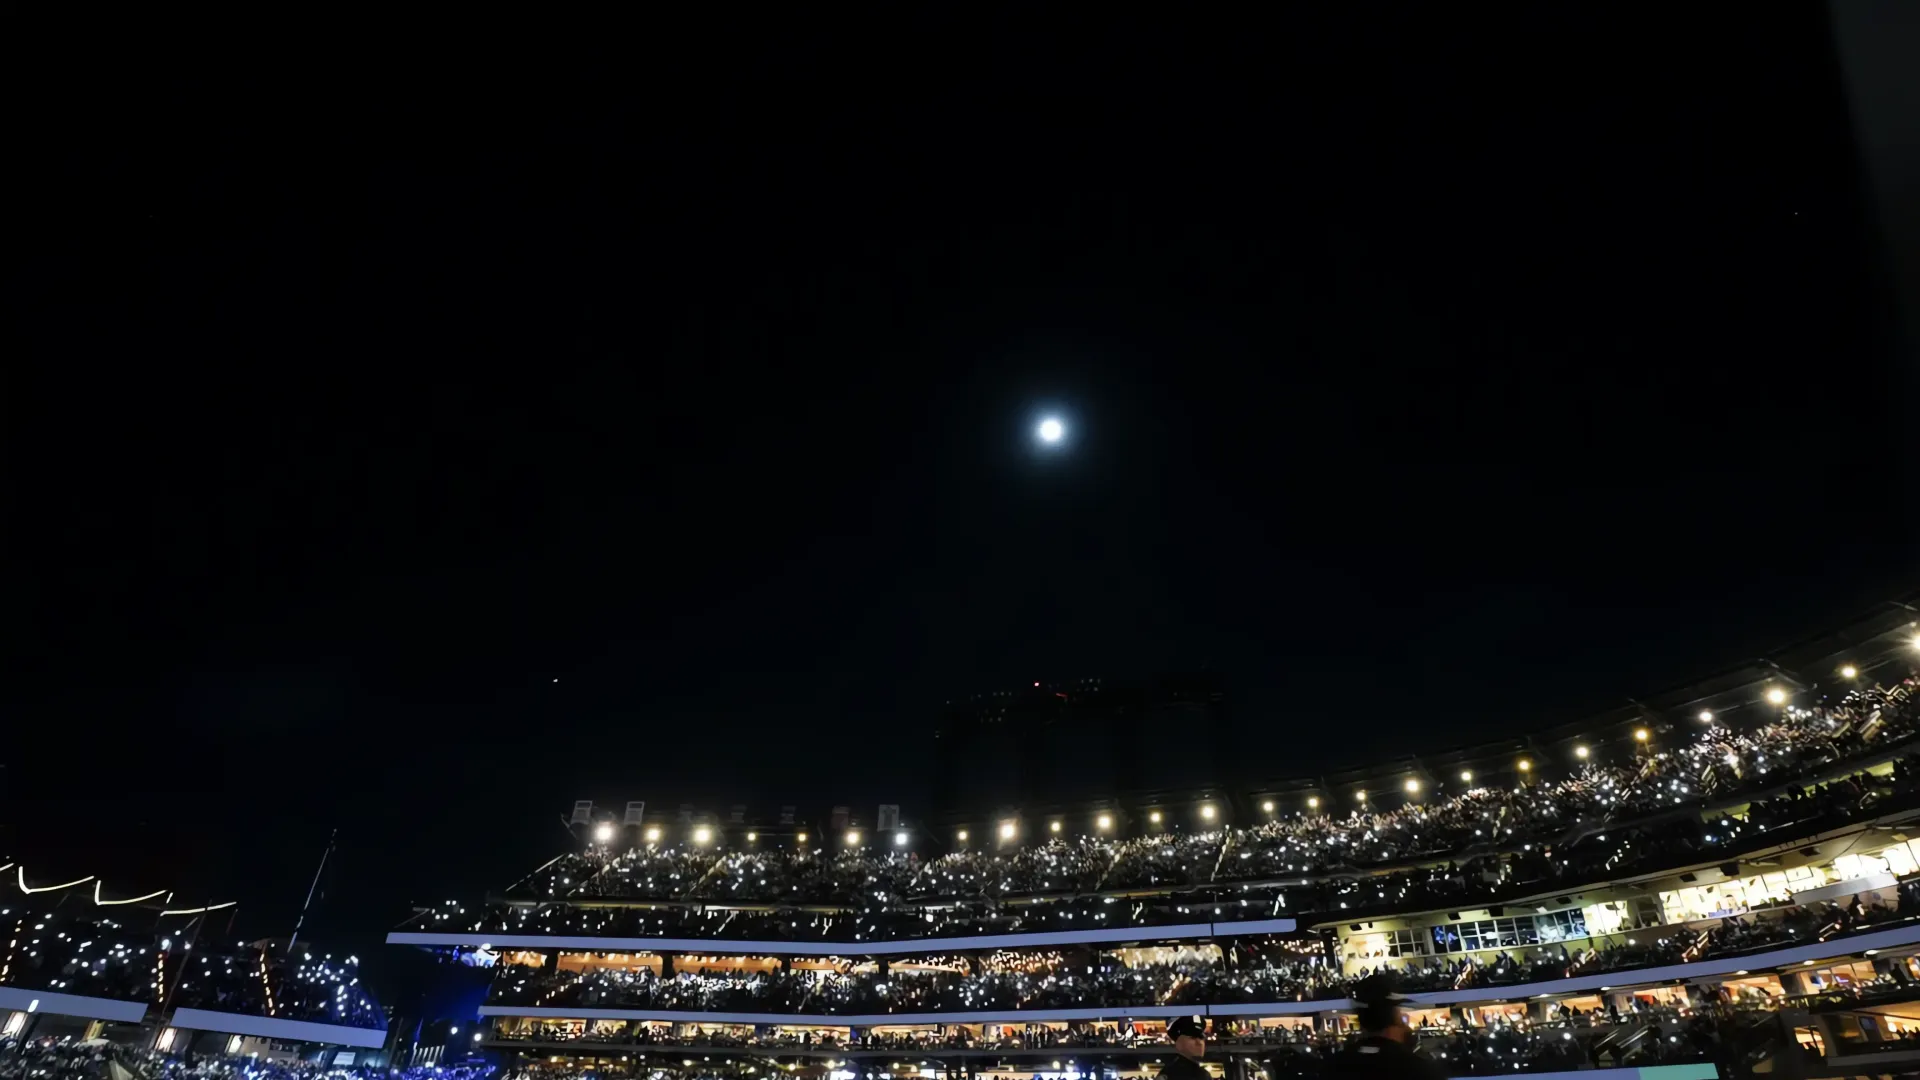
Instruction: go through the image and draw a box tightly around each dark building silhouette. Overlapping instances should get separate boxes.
[929,673,1226,813]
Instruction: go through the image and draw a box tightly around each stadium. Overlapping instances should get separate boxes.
[0,877,400,1074]
[4,607,1918,1079]
[361,610,1920,1080]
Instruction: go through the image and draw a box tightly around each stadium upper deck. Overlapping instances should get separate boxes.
[394,613,1920,954]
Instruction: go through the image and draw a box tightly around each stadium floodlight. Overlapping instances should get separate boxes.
[1403,779,1420,794]
[1200,804,1217,821]
[1049,820,1062,833]
[894,831,909,846]
[1354,790,1367,803]
[1261,800,1274,813]
[594,823,614,844]
[1697,710,1714,723]
[999,821,1017,840]
[693,827,712,844]
[796,832,808,845]
[1306,796,1320,810]
[1459,770,1473,783]
[1096,814,1112,830]
[1633,728,1649,742]
[956,829,969,842]
[1840,664,1858,679]
[1148,810,1163,823]
[1765,687,1788,705]
[846,831,861,847]
[1574,745,1589,760]
[1517,759,1532,772]
[746,831,757,842]
[644,827,662,843]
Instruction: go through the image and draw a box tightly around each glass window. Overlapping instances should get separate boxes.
[1881,844,1918,877]
[1386,929,1429,957]
[1537,909,1588,943]
[1835,853,1891,881]
[1582,901,1629,935]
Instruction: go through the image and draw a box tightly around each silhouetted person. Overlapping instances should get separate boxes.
[1326,973,1447,1080]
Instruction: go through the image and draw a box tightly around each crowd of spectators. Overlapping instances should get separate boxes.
[441,674,1918,944]
[162,946,385,1029]
[442,891,1222,944]
[0,1039,486,1080]
[0,911,158,1001]
[483,883,1920,1017]
[0,899,385,1030]
[471,1009,1763,1079]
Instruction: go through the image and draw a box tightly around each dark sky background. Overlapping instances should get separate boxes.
[5,8,1916,985]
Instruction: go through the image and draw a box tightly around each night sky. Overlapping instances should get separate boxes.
[7,8,1915,976]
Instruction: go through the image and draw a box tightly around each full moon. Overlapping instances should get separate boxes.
[1037,417,1065,443]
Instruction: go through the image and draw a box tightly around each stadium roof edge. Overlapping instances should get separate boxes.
[387,917,1292,956]
[0,985,147,1024]
[166,1007,387,1049]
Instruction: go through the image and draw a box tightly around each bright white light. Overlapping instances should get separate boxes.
[1261,801,1274,813]
[845,831,861,846]
[1096,814,1112,830]
[1459,770,1474,783]
[1404,779,1420,793]
[1697,710,1714,723]
[999,822,1017,840]
[1766,687,1788,705]
[1574,745,1589,760]
[644,827,661,843]
[1200,804,1217,820]
[1038,417,1065,443]
[593,823,614,843]
[894,831,909,846]
[1049,820,1062,833]
[746,831,757,842]
[693,827,712,844]
[1149,810,1163,823]
[1634,728,1649,742]
[955,829,969,842]
[796,832,808,844]
[1840,664,1858,679]
[1307,796,1320,809]
[1355,791,1368,803]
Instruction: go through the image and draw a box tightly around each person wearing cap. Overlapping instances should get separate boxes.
[1158,1016,1210,1080]
[1326,974,1447,1080]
